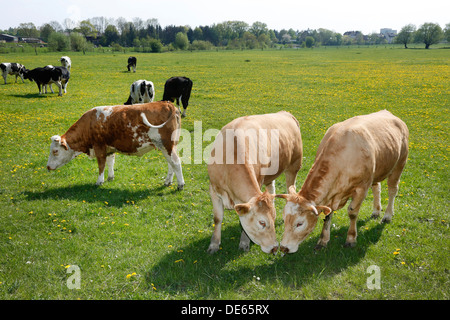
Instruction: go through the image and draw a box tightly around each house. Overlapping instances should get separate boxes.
[380,28,397,44]
[0,34,18,43]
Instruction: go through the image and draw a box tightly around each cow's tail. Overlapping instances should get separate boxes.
[141,102,180,129]
[141,113,168,129]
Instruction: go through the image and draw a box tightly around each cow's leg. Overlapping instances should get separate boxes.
[55,81,62,96]
[315,213,333,250]
[106,154,115,181]
[370,182,382,219]
[207,184,224,254]
[94,146,107,185]
[37,83,42,95]
[344,187,368,247]
[2,72,6,84]
[163,161,174,186]
[161,148,185,190]
[382,159,406,223]
[285,162,300,193]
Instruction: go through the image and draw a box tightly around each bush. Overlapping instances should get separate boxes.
[190,40,213,50]
[48,32,70,52]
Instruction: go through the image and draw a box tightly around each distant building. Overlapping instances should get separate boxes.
[20,37,46,44]
[380,28,397,44]
[0,34,18,43]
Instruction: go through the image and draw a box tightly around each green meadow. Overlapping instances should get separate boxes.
[0,47,448,300]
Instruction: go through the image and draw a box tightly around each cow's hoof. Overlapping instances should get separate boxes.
[314,244,326,251]
[107,176,114,181]
[381,217,392,224]
[207,244,219,254]
[177,184,184,191]
[344,242,356,248]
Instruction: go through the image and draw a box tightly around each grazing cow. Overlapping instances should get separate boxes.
[46,101,185,190]
[207,111,303,254]
[127,56,137,72]
[23,66,70,96]
[60,56,71,71]
[162,76,193,118]
[124,80,155,105]
[276,110,409,254]
[1,62,26,84]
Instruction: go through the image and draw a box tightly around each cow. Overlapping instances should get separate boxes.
[23,66,70,96]
[127,56,137,72]
[162,76,193,118]
[43,65,70,95]
[46,101,185,190]
[124,80,155,105]
[1,62,26,84]
[207,111,303,254]
[276,110,409,254]
[60,56,71,71]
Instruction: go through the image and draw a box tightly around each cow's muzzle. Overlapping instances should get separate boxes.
[280,246,290,254]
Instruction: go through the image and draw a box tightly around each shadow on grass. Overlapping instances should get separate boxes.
[22,182,179,207]
[145,216,386,298]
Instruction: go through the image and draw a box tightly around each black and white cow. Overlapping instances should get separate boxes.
[60,56,71,71]
[124,80,155,105]
[127,56,137,72]
[23,66,70,96]
[162,76,193,118]
[42,65,70,94]
[1,62,26,84]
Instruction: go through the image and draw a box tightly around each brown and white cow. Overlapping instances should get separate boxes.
[276,110,409,254]
[47,101,185,190]
[207,111,303,254]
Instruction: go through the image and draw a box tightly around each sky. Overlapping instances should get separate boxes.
[1,0,448,35]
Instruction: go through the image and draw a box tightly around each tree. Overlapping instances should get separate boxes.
[415,22,443,49]
[75,20,98,38]
[70,32,89,53]
[305,36,315,48]
[444,23,450,43]
[174,32,189,50]
[16,23,39,38]
[396,24,416,48]
[101,25,119,46]
[40,23,55,42]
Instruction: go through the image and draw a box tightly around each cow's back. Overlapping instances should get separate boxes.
[315,110,408,184]
[208,111,302,194]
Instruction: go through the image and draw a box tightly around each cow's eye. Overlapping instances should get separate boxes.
[296,222,303,228]
[259,220,266,228]
[53,149,59,156]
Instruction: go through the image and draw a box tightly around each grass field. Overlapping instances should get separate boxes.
[0,47,448,300]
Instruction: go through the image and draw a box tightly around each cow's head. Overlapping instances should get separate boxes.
[22,69,32,81]
[235,190,278,254]
[276,186,332,254]
[47,135,77,171]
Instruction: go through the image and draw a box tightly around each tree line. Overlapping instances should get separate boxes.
[2,17,449,53]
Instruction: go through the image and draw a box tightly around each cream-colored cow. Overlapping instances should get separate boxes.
[207,111,303,254]
[277,110,409,254]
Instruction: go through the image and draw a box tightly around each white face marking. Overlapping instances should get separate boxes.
[94,106,113,122]
[284,202,299,216]
[47,135,78,170]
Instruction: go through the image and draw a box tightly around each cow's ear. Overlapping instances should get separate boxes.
[60,138,69,150]
[312,205,332,216]
[235,203,251,216]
